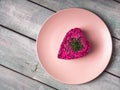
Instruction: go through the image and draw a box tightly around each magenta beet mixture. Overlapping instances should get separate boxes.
[58,28,90,60]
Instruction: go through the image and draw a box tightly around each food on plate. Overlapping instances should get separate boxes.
[58,28,90,60]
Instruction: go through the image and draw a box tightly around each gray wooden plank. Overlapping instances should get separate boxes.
[30,0,120,39]
[0,0,120,89]
[0,26,120,90]
[0,0,54,39]
[0,65,55,90]
[0,26,59,89]
[0,0,120,39]
[0,0,120,77]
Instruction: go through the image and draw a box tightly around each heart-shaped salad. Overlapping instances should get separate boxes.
[58,28,90,60]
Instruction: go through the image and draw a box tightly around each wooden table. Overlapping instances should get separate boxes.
[0,0,120,90]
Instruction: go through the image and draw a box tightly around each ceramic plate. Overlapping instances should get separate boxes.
[37,8,112,84]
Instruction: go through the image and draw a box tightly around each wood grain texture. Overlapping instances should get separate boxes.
[0,0,120,89]
[0,26,120,90]
[0,65,55,90]
[30,0,120,39]
[0,0,54,39]
[0,0,120,39]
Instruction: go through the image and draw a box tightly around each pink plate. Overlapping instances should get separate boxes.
[37,8,112,84]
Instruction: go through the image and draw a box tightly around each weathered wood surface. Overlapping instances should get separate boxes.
[0,26,59,89]
[0,0,120,90]
[0,25,120,90]
[0,65,55,90]
[0,0,54,39]
[0,0,120,39]
[0,0,120,76]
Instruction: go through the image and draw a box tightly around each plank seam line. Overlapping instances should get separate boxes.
[0,24,36,41]
[112,36,120,41]
[113,0,120,3]
[27,0,56,12]
[1,24,120,42]
[0,64,58,90]
[105,71,120,78]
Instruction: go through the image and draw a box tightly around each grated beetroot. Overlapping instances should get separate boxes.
[58,28,90,60]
